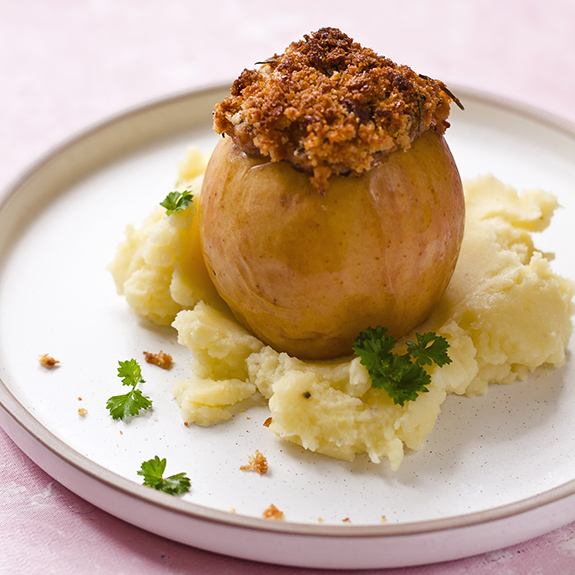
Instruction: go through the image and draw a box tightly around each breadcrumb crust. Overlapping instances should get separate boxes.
[213,27,460,191]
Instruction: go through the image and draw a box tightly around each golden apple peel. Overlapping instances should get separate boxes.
[199,131,464,359]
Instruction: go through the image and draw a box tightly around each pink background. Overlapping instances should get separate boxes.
[1,1,575,573]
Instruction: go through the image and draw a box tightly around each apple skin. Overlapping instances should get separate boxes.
[198,131,465,359]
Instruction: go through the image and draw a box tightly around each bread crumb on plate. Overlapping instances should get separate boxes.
[143,350,173,370]
[262,504,284,520]
[38,353,60,368]
[240,450,268,475]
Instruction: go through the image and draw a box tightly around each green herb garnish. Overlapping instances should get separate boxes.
[137,456,191,495]
[353,326,451,406]
[159,190,193,215]
[106,359,152,420]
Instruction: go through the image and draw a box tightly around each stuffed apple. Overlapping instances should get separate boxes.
[199,28,465,359]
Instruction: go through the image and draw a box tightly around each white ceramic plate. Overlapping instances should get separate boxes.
[0,85,574,570]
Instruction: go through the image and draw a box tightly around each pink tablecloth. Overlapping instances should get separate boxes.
[1,1,574,573]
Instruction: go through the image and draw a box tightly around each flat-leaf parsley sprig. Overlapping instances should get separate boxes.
[353,326,451,406]
[138,456,191,495]
[159,190,193,215]
[106,359,152,420]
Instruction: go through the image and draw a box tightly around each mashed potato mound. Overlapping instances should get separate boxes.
[110,148,574,470]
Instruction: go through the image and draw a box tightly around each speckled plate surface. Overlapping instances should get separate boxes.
[0,85,574,569]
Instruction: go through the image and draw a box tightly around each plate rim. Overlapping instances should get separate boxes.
[3,375,575,540]
[1,82,574,550]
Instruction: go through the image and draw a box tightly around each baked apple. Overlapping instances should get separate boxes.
[199,28,465,359]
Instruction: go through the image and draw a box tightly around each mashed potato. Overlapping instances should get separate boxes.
[110,148,574,470]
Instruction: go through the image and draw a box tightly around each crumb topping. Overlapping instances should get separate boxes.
[143,350,173,370]
[240,450,268,475]
[213,27,461,191]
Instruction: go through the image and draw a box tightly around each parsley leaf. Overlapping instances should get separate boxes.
[159,190,193,215]
[106,359,152,420]
[406,331,452,367]
[137,456,191,495]
[353,327,451,406]
[106,388,153,420]
[117,358,145,387]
